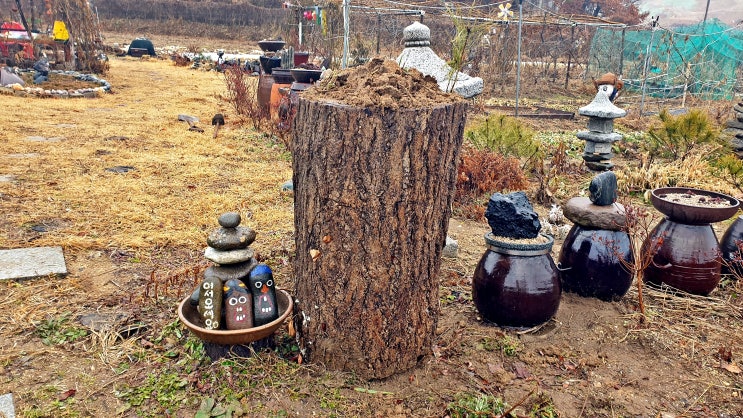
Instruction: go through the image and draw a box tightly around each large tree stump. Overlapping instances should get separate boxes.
[291,59,467,379]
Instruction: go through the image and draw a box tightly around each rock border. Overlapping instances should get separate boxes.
[0,69,111,98]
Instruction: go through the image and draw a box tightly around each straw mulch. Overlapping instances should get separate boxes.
[0,57,294,263]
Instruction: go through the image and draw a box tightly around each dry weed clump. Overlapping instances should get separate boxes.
[615,145,739,197]
[454,146,529,220]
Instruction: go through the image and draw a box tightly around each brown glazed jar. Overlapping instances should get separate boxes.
[643,218,721,295]
[473,233,561,328]
[558,225,634,301]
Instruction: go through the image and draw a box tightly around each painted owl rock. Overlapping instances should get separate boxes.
[223,279,253,330]
[247,264,279,326]
[198,276,223,330]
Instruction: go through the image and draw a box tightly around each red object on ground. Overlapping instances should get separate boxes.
[0,21,35,61]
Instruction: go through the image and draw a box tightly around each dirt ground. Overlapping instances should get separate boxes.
[0,43,742,418]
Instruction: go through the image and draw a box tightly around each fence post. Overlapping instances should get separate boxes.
[618,27,625,77]
[342,0,349,68]
[640,16,659,118]
[515,0,524,118]
[565,23,575,89]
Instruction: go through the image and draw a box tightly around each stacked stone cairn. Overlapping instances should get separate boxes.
[576,73,627,171]
[723,101,743,158]
[560,171,633,300]
[191,212,279,332]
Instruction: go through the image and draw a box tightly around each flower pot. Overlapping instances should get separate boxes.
[650,187,739,225]
[293,51,310,66]
[472,233,561,328]
[558,225,633,301]
[257,74,274,113]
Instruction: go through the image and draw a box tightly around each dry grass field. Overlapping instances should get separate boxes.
[0,53,742,418]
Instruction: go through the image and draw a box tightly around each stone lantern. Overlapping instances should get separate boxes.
[577,73,626,171]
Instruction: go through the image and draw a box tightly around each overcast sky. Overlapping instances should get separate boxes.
[639,0,743,26]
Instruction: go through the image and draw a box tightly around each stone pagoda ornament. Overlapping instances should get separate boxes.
[396,21,483,99]
[576,73,626,171]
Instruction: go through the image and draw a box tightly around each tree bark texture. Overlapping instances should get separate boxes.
[292,98,467,379]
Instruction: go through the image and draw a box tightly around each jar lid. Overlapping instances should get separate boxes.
[484,232,554,255]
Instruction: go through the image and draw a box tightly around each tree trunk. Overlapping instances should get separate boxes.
[292,98,467,379]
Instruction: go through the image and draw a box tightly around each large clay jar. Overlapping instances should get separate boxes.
[257,74,274,114]
[643,218,721,295]
[473,233,561,328]
[720,215,743,277]
[558,225,634,301]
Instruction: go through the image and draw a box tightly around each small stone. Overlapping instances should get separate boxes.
[198,276,223,330]
[485,191,541,239]
[207,226,256,250]
[442,236,458,258]
[589,171,618,206]
[281,180,294,192]
[248,264,279,326]
[204,247,255,265]
[105,165,135,173]
[0,393,16,418]
[203,258,258,282]
[564,197,626,230]
[218,212,241,228]
[223,279,253,330]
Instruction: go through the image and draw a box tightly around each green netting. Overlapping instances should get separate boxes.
[588,19,743,100]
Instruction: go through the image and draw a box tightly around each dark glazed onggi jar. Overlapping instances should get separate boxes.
[472,233,561,328]
[558,225,634,301]
[643,218,721,295]
[720,215,743,277]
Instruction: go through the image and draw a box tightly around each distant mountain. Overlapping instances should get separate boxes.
[639,0,743,26]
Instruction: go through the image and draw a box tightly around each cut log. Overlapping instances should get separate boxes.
[292,96,467,379]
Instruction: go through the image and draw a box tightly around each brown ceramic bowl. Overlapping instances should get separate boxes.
[257,40,285,52]
[290,68,323,83]
[651,187,740,224]
[271,68,295,84]
[178,289,293,345]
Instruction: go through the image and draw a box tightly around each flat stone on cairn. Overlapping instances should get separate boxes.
[485,191,541,239]
[207,225,257,250]
[204,259,259,282]
[564,197,626,231]
[204,245,255,265]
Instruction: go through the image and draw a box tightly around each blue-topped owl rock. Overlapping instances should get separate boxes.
[247,264,279,326]
[223,279,253,330]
